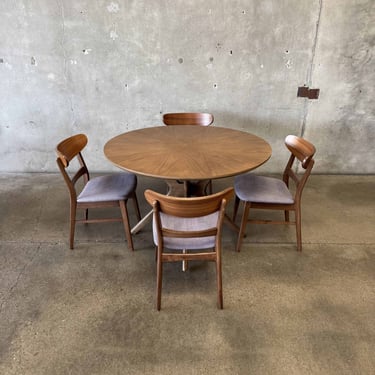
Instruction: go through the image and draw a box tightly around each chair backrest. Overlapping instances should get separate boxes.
[283,135,316,201]
[56,134,89,199]
[162,113,214,126]
[144,187,233,247]
[56,133,88,167]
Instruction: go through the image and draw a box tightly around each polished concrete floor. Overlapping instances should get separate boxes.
[0,173,374,375]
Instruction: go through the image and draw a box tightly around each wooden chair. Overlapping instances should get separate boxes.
[163,112,214,126]
[233,135,316,252]
[144,187,234,310]
[56,134,141,251]
[162,112,214,196]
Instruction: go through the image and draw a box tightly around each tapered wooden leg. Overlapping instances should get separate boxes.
[132,192,141,221]
[236,202,250,252]
[119,200,134,251]
[69,202,76,250]
[232,195,240,222]
[156,247,163,311]
[216,248,223,309]
[295,207,302,252]
[285,210,289,222]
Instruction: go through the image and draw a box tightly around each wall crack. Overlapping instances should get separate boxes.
[300,0,323,139]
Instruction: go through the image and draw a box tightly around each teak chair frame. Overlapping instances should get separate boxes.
[233,135,316,252]
[56,134,141,251]
[145,187,234,310]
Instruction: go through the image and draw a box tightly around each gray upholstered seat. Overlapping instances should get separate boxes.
[77,173,137,203]
[234,174,294,204]
[152,212,218,250]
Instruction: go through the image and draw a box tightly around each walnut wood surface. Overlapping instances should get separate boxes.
[104,126,272,180]
[163,112,214,126]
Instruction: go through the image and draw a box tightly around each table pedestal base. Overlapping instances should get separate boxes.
[166,180,210,197]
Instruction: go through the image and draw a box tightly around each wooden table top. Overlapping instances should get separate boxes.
[104,126,272,180]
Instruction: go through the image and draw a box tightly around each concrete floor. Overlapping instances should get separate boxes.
[0,173,374,375]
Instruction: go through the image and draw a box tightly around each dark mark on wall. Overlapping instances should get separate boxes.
[0,58,3,63]
[209,57,214,62]
[213,83,217,88]
[229,50,233,55]
[31,57,36,65]
[178,58,183,64]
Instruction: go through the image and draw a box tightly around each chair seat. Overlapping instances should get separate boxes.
[77,173,137,203]
[153,212,219,250]
[234,174,294,204]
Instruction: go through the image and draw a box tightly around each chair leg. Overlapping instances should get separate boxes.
[295,207,302,252]
[156,247,163,311]
[69,203,76,250]
[132,192,141,221]
[216,251,223,309]
[119,200,134,251]
[284,210,289,222]
[232,195,241,222]
[236,201,250,252]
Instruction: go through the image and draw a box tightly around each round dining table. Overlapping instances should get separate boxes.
[104,125,272,234]
[104,125,271,180]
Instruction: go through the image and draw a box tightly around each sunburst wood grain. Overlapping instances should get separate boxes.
[104,126,271,180]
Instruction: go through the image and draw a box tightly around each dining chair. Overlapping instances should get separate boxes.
[144,187,234,310]
[162,112,214,196]
[232,135,316,252]
[163,112,214,126]
[56,133,141,251]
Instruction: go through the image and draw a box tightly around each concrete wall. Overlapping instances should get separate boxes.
[0,0,374,173]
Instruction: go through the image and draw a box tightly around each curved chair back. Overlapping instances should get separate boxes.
[283,135,316,202]
[162,112,214,126]
[285,135,316,169]
[56,133,88,168]
[145,187,233,218]
[56,134,90,201]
